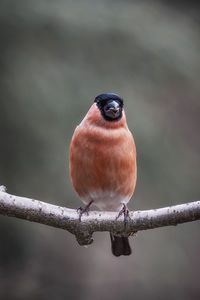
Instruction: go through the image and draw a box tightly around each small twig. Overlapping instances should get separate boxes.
[0,186,199,245]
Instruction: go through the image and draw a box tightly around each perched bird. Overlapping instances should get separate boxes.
[69,93,137,256]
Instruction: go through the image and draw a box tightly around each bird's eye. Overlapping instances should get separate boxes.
[104,105,110,112]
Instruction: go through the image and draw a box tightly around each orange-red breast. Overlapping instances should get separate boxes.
[69,93,137,256]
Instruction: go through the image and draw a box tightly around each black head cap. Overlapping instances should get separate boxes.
[94,93,124,122]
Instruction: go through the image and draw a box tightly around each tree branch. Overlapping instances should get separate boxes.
[0,185,199,245]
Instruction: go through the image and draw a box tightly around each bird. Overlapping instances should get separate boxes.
[69,93,137,256]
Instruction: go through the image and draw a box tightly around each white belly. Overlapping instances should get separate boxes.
[81,190,130,212]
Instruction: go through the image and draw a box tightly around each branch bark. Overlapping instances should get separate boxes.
[0,185,199,245]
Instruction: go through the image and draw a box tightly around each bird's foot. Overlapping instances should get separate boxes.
[77,200,93,221]
[116,204,130,226]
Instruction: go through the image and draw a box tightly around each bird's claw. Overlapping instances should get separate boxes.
[77,206,89,221]
[116,204,130,226]
[77,200,93,221]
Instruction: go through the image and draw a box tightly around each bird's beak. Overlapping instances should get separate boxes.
[104,100,120,119]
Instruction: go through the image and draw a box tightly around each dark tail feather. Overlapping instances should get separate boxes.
[110,233,132,257]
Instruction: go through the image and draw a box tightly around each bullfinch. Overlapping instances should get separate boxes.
[69,93,137,256]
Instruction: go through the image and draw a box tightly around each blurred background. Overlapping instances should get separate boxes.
[0,0,200,299]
